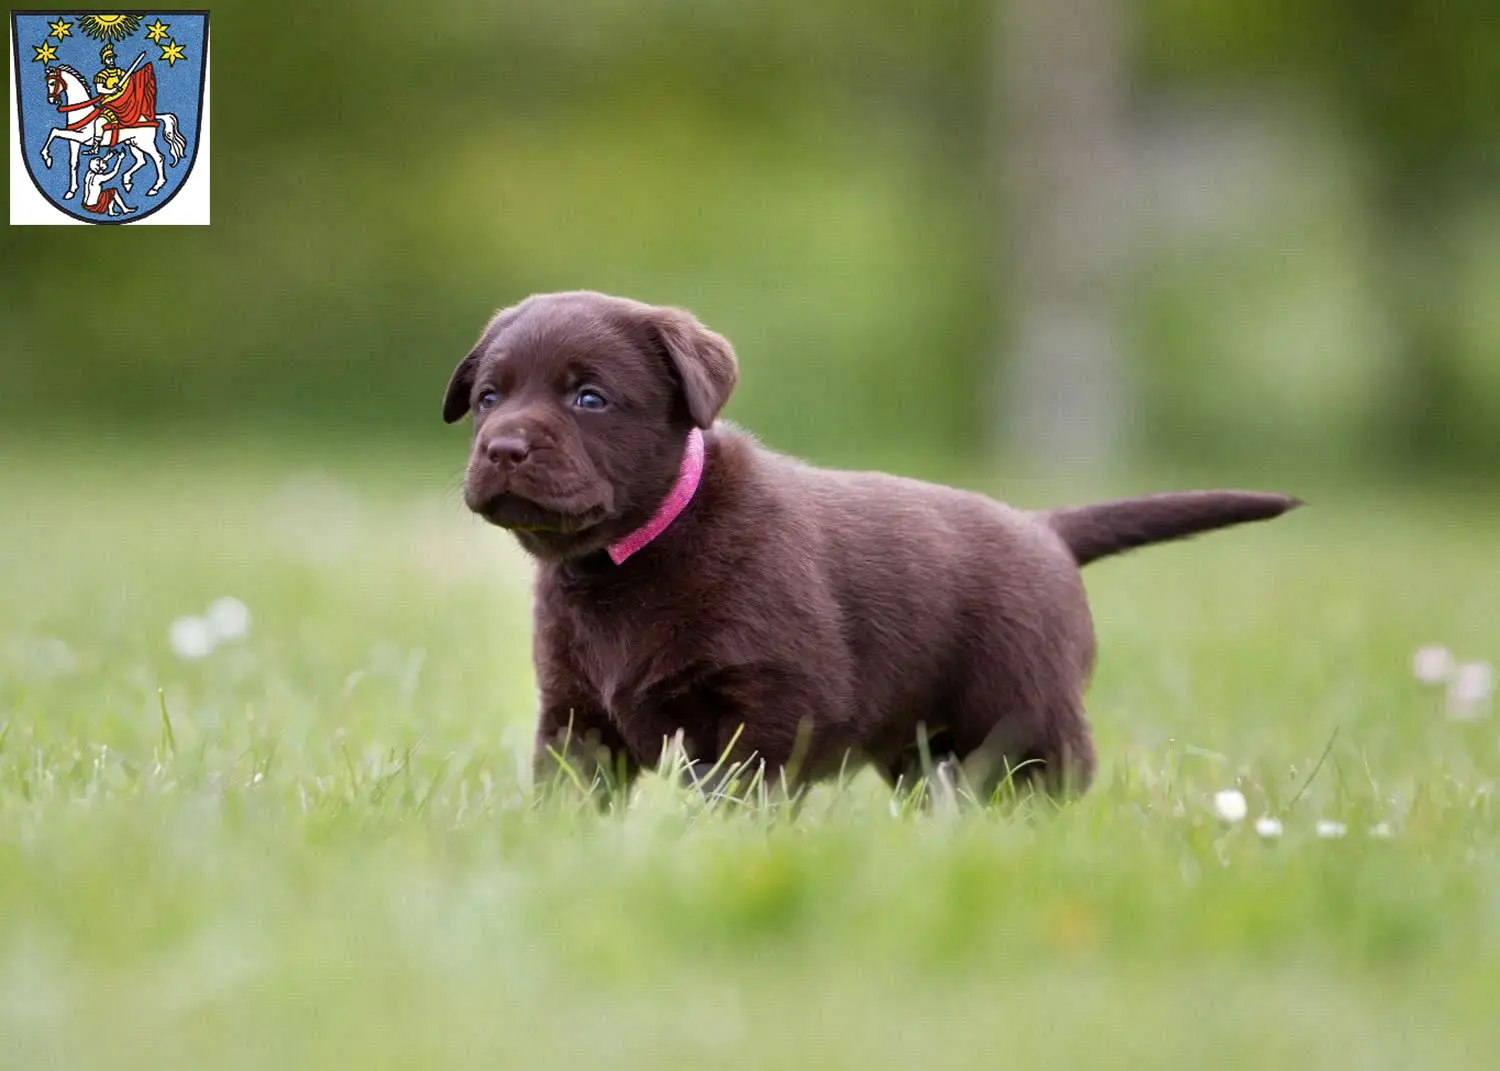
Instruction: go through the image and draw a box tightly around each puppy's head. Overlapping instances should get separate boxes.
[442,291,737,561]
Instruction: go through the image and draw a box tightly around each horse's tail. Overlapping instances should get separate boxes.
[158,113,186,163]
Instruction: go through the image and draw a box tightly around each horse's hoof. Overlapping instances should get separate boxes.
[148,186,163,196]
[122,181,132,192]
[63,192,74,200]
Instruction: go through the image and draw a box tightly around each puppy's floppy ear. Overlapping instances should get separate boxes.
[445,303,526,424]
[442,351,479,424]
[649,306,739,429]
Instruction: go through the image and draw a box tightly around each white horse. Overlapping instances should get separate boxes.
[38,64,187,200]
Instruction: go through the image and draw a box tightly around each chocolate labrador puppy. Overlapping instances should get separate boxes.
[443,291,1298,799]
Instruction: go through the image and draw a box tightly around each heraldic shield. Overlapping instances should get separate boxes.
[12,11,208,223]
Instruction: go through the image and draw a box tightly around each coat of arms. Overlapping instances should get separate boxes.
[11,11,208,224]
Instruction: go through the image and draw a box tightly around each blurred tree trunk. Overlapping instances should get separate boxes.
[991,0,1131,474]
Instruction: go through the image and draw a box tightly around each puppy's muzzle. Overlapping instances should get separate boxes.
[481,433,532,468]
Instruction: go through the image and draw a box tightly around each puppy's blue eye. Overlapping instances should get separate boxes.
[574,389,607,411]
[476,389,500,413]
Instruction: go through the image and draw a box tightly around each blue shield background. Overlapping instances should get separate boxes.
[12,11,207,223]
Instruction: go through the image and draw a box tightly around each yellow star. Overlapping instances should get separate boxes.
[159,40,187,67]
[33,41,59,63]
[48,18,72,41]
[144,19,170,44]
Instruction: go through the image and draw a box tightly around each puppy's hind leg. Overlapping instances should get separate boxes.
[951,686,1097,803]
[878,723,967,807]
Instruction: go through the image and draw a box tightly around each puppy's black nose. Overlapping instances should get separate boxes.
[484,435,531,465]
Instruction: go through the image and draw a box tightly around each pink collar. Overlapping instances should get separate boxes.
[607,427,706,565]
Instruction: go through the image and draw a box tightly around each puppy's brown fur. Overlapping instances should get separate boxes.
[444,291,1298,798]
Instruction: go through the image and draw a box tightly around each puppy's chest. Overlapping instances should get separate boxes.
[561,589,710,714]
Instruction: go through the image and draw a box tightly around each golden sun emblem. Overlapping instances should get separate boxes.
[77,14,143,43]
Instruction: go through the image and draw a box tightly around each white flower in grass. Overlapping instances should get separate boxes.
[1447,662,1493,719]
[1412,645,1454,685]
[207,597,251,641]
[1369,822,1394,839]
[169,616,216,660]
[1213,789,1247,823]
[1254,816,1283,839]
[1316,819,1347,839]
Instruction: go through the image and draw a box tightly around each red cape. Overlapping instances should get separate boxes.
[101,63,157,126]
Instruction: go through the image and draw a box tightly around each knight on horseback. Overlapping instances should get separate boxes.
[38,54,186,202]
[84,44,152,155]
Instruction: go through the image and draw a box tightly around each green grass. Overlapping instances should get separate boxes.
[2,444,1498,1069]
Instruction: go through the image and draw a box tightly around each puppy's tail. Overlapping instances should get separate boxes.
[1043,491,1301,567]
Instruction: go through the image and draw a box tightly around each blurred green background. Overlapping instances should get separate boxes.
[5,1,1497,481]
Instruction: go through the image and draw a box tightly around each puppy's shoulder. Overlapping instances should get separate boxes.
[702,421,810,505]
